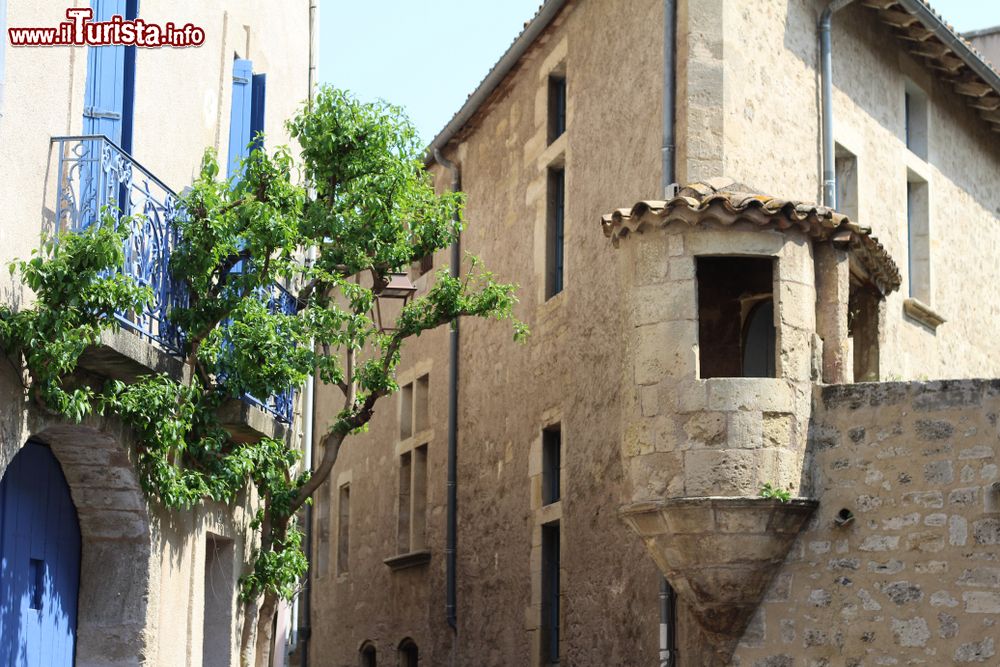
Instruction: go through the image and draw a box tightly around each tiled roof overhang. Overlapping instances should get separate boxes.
[862,0,1000,132]
[601,178,902,295]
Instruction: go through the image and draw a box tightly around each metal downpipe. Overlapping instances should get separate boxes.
[660,1,679,665]
[819,0,857,207]
[435,148,461,634]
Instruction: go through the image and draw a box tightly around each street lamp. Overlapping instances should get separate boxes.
[372,271,417,332]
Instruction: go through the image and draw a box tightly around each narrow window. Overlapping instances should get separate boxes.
[548,75,567,143]
[849,281,880,382]
[397,445,428,554]
[834,145,858,220]
[337,484,351,575]
[414,374,430,433]
[398,638,419,667]
[400,382,414,440]
[906,176,931,304]
[316,487,331,577]
[359,641,377,667]
[398,452,413,553]
[696,257,775,378]
[541,523,561,666]
[411,445,428,550]
[202,535,235,667]
[903,81,929,160]
[542,426,561,505]
[546,168,566,300]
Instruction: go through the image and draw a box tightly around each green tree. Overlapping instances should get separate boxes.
[0,87,524,666]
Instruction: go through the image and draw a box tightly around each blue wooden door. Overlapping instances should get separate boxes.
[0,442,82,667]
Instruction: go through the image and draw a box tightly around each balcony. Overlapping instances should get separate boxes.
[51,135,296,425]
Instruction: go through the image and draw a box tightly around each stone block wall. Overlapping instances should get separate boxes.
[732,379,1000,666]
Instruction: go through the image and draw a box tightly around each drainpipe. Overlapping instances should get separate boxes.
[434,148,461,634]
[819,0,857,207]
[660,1,679,665]
[297,2,319,664]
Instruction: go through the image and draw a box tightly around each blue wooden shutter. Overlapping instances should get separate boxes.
[227,59,254,180]
[250,73,267,153]
[83,0,131,144]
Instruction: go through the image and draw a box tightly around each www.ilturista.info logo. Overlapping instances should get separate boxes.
[7,8,205,48]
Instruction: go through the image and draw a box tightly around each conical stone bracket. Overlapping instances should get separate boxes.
[620,496,818,666]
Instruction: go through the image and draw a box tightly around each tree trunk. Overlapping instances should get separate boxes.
[254,591,280,667]
[239,597,260,667]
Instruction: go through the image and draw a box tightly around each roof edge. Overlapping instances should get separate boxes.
[424,0,569,166]
[895,0,1000,96]
[963,25,1000,40]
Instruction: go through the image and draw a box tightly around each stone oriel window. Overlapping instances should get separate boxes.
[696,256,776,378]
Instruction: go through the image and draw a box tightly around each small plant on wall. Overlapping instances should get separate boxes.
[759,482,792,503]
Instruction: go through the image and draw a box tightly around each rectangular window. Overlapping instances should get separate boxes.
[315,487,331,577]
[397,445,428,554]
[904,82,929,160]
[414,374,430,433]
[834,145,858,220]
[548,75,567,143]
[337,484,350,575]
[542,426,561,505]
[398,451,412,553]
[400,381,414,440]
[411,445,428,550]
[250,73,267,153]
[696,257,775,379]
[906,176,930,303]
[202,535,235,667]
[546,168,566,300]
[541,523,561,666]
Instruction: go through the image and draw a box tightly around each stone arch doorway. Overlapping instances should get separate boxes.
[0,440,81,666]
[28,424,153,665]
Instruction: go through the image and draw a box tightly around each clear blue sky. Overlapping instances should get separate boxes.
[320,1,1000,146]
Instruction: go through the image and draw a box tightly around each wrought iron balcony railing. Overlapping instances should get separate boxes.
[51,135,296,424]
[54,134,187,354]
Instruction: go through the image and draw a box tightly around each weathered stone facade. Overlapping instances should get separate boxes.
[308,0,1000,665]
[0,2,312,664]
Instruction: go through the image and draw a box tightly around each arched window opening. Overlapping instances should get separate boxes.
[398,638,418,667]
[359,641,377,667]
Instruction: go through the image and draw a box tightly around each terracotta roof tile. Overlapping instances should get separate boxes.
[601,178,902,295]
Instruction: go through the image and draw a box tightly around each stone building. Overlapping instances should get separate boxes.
[308,0,1000,666]
[0,2,314,665]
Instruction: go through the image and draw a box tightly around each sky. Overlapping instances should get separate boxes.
[320,1,1000,147]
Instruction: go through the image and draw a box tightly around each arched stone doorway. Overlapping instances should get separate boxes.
[0,441,81,666]
[29,424,153,666]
